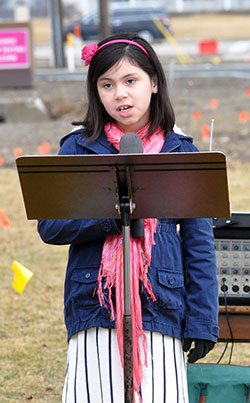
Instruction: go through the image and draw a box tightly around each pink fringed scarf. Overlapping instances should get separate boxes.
[97,122,165,401]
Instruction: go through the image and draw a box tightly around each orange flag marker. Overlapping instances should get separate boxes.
[192,110,201,121]
[0,208,10,227]
[245,88,250,98]
[38,142,51,155]
[239,110,249,124]
[13,148,23,157]
[209,98,219,109]
[0,154,3,166]
[202,124,210,142]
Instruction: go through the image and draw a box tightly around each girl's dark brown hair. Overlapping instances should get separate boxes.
[74,32,175,142]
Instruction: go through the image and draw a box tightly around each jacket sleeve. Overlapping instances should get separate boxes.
[177,137,219,342]
[37,131,121,245]
[37,218,120,245]
[179,218,219,342]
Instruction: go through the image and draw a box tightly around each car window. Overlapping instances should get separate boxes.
[83,6,167,24]
[112,7,166,18]
[82,12,99,24]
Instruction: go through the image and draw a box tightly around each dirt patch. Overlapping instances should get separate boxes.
[0,75,249,166]
[172,76,250,162]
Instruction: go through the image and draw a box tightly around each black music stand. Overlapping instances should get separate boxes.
[16,151,230,402]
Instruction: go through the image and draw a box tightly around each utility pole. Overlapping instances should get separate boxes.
[47,0,65,67]
[99,0,111,40]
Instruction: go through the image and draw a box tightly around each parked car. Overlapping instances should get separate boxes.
[64,2,171,42]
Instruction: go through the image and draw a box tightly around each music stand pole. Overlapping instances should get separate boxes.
[117,192,134,403]
[114,162,136,402]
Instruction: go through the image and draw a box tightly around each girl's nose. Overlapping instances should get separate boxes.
[114,84,128,99]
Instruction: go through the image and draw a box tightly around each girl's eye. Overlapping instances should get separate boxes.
[127,79,135,85]
[103,83,112,89]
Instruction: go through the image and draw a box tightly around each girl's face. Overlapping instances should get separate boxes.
[97,58,158,133]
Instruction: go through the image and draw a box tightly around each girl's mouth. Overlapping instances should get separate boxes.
[118,105,131,111]
[118,105,133,116]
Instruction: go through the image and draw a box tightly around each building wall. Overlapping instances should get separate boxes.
[164,0,250,12]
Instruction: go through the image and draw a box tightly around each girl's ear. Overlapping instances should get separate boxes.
[152,76,158,93]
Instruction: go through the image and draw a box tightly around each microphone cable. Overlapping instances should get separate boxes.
[217,278,234,364]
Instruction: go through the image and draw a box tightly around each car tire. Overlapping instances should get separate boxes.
[138,30,154,41]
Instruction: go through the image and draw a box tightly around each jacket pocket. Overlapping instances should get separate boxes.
[71,267,99,305]
[155,269,184,310]
[71,268,98,284]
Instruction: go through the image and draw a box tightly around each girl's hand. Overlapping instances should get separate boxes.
[183,338,215,363]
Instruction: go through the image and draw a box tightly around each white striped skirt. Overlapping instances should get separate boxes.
[62,327,189,403]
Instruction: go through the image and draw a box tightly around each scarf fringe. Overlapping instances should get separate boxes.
[97,219,157,400]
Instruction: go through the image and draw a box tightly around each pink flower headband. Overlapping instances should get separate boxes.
[81,39,150,66]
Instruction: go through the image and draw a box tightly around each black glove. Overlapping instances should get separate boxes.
[183,338,215,363]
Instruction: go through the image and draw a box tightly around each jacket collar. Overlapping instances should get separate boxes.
[160,130,193,153]
[77,130,118,154]
[76,129,193,154]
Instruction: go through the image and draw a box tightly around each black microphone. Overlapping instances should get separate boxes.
[119,134,144,238]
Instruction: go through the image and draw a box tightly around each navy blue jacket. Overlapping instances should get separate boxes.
[37,128,219,343]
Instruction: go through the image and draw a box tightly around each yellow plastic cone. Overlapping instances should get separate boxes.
[11,261,33,294]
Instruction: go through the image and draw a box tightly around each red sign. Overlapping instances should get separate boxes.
[0,28,30,69]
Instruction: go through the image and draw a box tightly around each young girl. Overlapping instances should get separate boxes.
[38,32,218,403]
